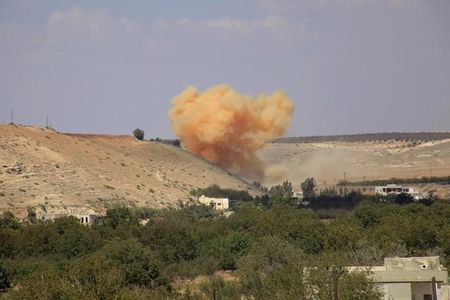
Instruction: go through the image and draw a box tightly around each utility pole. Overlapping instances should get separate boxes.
[432,276,437,300]
[46,115,48,128]
[332,267,339,300]
[343,172,347,182]
[329,266,343,300]
[10,110,14,125]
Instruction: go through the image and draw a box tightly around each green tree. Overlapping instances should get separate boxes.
[394,193,414,205]
[140,219,196,264]
[269,180,293,198]
[0,229,14,259]
[267,181,293,206]
[339,270,382,300]
[0,261,9,290]
[238,236,305,299]
[0,211,20,229]
[69,252,125,299]
[212,232,252,270]
[104,207,138,230]
[133,128,145,140]
[301,177,316,199]
[50,216,98,258]
[8,268,81,299]
[103,239,163,288]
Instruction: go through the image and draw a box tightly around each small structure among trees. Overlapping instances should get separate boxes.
[198,195,229,211]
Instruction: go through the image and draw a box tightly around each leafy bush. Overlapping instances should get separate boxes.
[133,128,145,140]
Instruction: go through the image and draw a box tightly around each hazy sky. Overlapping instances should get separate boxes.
[1,0,449,138]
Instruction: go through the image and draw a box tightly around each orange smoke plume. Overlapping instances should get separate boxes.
[168,84,294,178]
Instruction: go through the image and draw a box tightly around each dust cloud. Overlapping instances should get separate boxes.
[168,84,294,179]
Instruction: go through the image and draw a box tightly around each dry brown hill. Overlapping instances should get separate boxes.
[0,124,256,218]
[259,136,450,198]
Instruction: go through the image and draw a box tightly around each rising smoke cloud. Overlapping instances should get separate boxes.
[168,84,294,179]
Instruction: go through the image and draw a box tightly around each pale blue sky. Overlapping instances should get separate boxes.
[1,0,449,138]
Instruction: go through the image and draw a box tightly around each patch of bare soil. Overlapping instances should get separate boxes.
[0,125,256,217]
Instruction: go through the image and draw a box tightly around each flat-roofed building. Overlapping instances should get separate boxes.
[375,184,429,200]
[349,256,449,300]
[198,195,229,211]
[42,207,101,226]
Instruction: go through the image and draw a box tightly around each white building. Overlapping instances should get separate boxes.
[77,214,99,226]
[350,256,449,300]
[198,195,229,211]
[375,184,429,200]
[42,207,101,226]
[292,190,310,207]
[292,190,304,199]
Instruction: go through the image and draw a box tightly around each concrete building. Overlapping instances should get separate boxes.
[77,213,99,226]
[350,256,449,300]
[292,190,304,199]
[292,190,310,207]
[198,195,229,211]
[375,184,429,200]
[42,207,101,226]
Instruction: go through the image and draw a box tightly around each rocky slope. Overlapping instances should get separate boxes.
[0,125,256,217]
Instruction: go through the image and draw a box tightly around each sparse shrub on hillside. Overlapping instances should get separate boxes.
[133,128,145,141]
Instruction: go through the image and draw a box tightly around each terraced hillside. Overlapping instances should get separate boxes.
[0,125,256,218]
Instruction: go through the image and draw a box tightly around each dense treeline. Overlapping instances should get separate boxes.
[2,196,450,299]
[190,184,255,202]
[337,175,450,186]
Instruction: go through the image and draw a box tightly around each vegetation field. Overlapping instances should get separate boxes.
[1,188,450,299]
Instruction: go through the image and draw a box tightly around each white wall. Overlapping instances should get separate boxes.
[384,283,412,300]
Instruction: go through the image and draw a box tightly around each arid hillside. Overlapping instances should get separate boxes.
[0,125,256,217]
[259,135,450,197]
